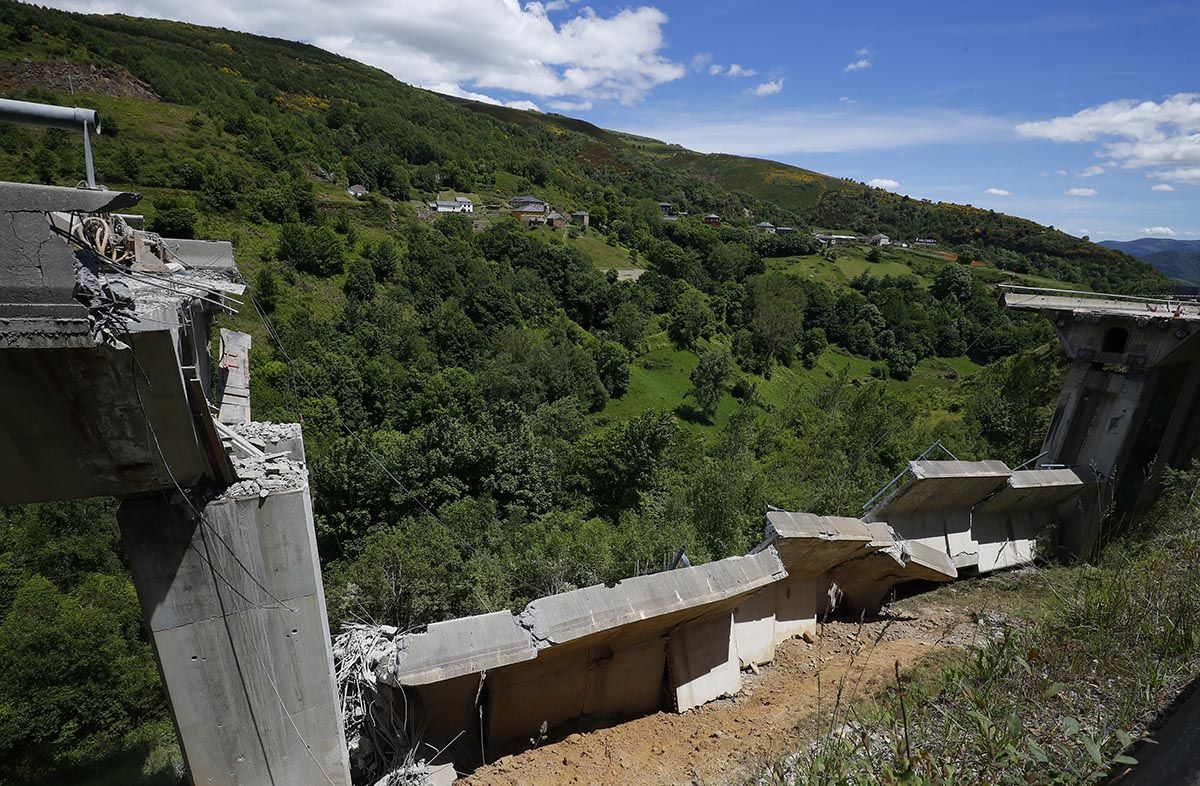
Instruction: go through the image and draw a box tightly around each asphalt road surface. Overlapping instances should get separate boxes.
[1113,686,1200,786]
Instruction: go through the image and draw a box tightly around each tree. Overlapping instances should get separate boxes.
[866,246,882,263]
[253,265,279,313]
[931,264,975,303]
[747,274,807,364]
[149,196,197,239]
[363,238,400,282]
[277,223,346,276]
[607,301,650,351]
[667,286,715,348]
[689,348,734,421]
[342,257,376,302]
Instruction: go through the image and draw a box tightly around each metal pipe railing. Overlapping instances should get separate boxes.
[0,98,102,188]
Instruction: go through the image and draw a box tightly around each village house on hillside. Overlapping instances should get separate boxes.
[703,213,721,226]
[755,221,776,234]
[545,210,568,229]
[814,232,868,246]
[430,196,474,214]
[571,210,589,227]
[509,195,548,221]
[870,233,890,246]
[346,184,368,198]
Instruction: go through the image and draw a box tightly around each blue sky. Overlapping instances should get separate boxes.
[54,0,1200,239]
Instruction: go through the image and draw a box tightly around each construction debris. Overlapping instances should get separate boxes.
[72,257,136,345]
[223,451,307,497]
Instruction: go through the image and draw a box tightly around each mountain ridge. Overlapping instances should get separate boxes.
[1099,238,1200,287]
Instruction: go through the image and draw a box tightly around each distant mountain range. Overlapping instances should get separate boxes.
[1099,238,1200,287]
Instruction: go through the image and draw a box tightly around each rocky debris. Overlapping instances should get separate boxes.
[229,421,302,450]
[221,452,306,498]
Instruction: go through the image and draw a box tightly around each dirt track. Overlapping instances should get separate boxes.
[461,599,989,786]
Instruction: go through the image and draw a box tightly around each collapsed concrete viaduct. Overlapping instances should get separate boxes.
[0,180,351,786]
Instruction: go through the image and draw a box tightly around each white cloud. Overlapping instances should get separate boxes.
[1017,94,1200,183]
[1141,226,1177,236]
[845,47,872,71]
[754,79,784,96]
[1080,165,1106,177]
[1150,167,1200,184]
[867,178,900,190]
[984,187,1011,196]
[1066,187,1098,196]
[838,96,855,104]
[1152,183,1177,192]
[548,99,592,112]
[44,0,684,107]
[1056,169,1069,175]
[709,63,758,78]
[1078,229,1091,236]
[631,106,1010,156]
[505,99,541,112]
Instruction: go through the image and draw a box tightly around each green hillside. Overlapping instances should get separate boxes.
[0,2,1160,783]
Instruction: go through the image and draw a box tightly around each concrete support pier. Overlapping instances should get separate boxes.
[119,452,351,786]
[1004,286,1200,555]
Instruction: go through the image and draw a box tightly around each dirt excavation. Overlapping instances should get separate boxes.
[461,588,1006,786]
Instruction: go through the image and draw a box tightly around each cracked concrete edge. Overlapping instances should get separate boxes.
[377,611,537,687]
[762,510,875,543]
[518,548,788,650]
[0,181,140,214]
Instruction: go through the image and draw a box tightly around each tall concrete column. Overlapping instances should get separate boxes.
[119,468,351,786]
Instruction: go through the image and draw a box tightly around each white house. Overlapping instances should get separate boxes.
[432,197,474,214]
[347,184,368,198]
[870,233,891,246]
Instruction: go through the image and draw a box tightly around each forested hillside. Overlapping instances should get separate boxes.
[0,2,1163,783]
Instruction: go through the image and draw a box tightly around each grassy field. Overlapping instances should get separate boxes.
[533,225,639,270]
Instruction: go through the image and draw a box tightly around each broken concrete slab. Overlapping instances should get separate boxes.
[831,522,957,614]
[669,611,740,712]
[975,468,1089,513]
[865,460,1012,571]
[868,460,1012,516]
[376,611,536,687]
[757,511,876,575]
[972,468,1090,573]
[518,549,787,649]
[751,510,878,644]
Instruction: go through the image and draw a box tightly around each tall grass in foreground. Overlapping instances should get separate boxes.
[764,464,1200,786]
